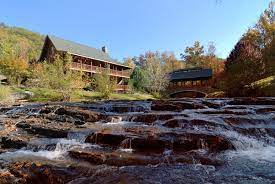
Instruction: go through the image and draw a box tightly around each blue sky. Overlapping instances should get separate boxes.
[0,0,271,60]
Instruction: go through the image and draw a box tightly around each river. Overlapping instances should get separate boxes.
[0,98,274,183]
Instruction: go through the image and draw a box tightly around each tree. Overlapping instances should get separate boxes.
[93,65,116,99]
[29,54,84,101]
[207,42,216,57]
[224,36,264,96]
[162,51,185,73]
[263,35,275,75]
[181,41,205,68]
[130,67,149,92]
[123,57,136,69]
[0,24,44,85]
[0,39,30,85]
[144,56,169,95]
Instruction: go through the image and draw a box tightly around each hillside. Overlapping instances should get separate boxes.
[0,23,44,61]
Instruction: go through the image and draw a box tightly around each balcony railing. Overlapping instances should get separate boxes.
[71,62,130,78]
[116,84,129,91]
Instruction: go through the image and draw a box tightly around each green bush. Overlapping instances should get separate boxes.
[29,54,84,101]
[93,66,116,99]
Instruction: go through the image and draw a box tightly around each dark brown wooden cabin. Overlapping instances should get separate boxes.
[39,35,132,91]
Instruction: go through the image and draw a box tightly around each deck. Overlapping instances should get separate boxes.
[71,62,131,78]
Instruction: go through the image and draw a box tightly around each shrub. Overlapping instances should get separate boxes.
[29,54,84,101]
[93,65,116,99]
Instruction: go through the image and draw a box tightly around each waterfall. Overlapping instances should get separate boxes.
[0,130,95,161]
[219,130,275,162]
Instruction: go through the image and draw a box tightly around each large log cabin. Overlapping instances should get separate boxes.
[39,35,132,91]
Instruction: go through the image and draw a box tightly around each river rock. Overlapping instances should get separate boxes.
[0,136,27,149]
[130,113,174,124]
[85,132,133,148]
[16,121,68,138]
[163,118,189,128]
[11,91,34,101]
[7,162,81,184]
[55,107,102,122]
[151,100,205,111]
[69,149,162,166]
[228,98,275,105]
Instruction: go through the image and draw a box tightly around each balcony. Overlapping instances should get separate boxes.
[116,84,130,91]
[71,62,131,78]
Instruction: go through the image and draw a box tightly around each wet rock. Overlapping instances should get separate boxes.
[55,107,102,122]
[236,127,275,138]
[0,107,13,113]
[200,110,251,115]
[223,117,268,127]
[27,125,68,138]
[39,106,56,114]
[163,119,189,128]
[85,132,133,148]
[69,149,162,166]
[151,100,205,111]
[69,149,222,167]
[110,105,146,113]
[228,98,275,105]
[0,169,19,184]
[169,133,234,153]
[190,119,227,129]
[0,137,27,149]
[16,122,68,138]
[173,151,224,166]
[121,136,170,154]
[202,100,223,109]
[255,107,275,113]
[7,162,81,184]
[43,114,85,125]
[130,113,174,124]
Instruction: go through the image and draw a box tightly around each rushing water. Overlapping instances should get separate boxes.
[0,131,96,162]
[0,98,275,183]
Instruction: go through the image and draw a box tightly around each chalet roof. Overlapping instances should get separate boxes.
[169,68,212,82]
[47,35,131,68]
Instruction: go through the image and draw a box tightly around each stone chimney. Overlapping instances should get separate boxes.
[102,46,108,54]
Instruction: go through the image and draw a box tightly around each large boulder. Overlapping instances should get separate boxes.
[12,91,34,101]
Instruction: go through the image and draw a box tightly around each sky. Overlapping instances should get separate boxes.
[0,0,271,61]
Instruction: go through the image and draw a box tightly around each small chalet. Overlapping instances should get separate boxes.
[39,35,132,91]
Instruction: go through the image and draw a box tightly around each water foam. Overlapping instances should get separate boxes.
[220,130,275,163]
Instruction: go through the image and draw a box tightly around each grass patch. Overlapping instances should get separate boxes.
[26,88,64,102]
[73,90,154,101]
[9,87,154,102]
[207,91,226,98]
[247,76,275,96]
[248,76,275,89]
[0,85,12,102]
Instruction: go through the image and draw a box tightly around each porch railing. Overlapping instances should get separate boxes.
[71,62,130,78]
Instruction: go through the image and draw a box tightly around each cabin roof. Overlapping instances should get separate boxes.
[47,35,131,69]
[169,68,213,82]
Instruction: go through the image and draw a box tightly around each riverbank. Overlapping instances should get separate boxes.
[0,98,274,183]
[0,86,155,103]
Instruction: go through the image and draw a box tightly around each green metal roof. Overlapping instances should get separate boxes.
[169,68,212,82]
[47,35,131,68]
